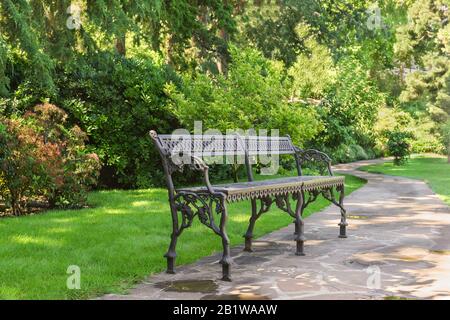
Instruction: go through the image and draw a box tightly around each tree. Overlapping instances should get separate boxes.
[241,0,376,66]
[396,0,450,157]
[0,0,236,100]
[165,45,322,181]
[165,45,321,146]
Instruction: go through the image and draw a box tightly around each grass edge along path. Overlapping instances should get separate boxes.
[360,154,450,206]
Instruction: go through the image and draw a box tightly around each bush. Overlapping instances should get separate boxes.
[327,144,370,164]
[0,117,41,215]
[410,117,445,154]
[165,46,322,146]
[385,129,414,165]
[316,56,385,153]
[55,53,181,188]
[0,104,100,215]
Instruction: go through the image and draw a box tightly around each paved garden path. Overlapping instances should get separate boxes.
[102,159,450,300]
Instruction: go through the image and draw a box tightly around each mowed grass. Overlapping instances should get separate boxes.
[0,173,365,299]
[361,155,450,205]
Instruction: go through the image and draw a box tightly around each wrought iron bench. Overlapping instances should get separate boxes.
[150,131,347,281]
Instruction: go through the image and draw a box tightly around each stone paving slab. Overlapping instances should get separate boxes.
[101,159,450,300]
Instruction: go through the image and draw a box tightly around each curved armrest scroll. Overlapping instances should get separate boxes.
[294,147,333,176]
[190,155,216,194]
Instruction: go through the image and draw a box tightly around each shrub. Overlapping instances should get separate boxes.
[317,56,385,151]
[385,129,414,165]
[375,106,444,155]
[0,117,43,215]
[327,144,370,164]
[410,117,445,154]
[0,104,100,215]
[55,53,180,188]
[288,35,336,100]
[165,46,322,146]
[351,145,369,161]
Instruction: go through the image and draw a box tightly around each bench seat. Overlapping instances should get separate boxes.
[178,175,345,202]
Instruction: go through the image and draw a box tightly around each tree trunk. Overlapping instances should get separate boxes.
[232,164,239,183]
[217,28,229,75]
[216,0,230,75]
[115,35,126,56]
[233,0,246,14]
[166,35,176,66]
[11,194,22,216]
[193,5,209,63]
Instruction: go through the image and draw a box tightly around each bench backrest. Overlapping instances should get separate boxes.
[154,134,246,157]
[151,132,296,157]
[244,135,296,155]
[150,130,303,197]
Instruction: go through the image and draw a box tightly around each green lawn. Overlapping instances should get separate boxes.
[360,155,450,205]
[0,173,365,300]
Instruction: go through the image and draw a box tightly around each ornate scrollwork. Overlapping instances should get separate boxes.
[320,185,345,212]
[166,153,184,175]
[256,196,273,218]
[300,185,345,215]
[302,189,319,210]
[173,192,225,235]
[189,155,209,171]
[295,148,332,176]
[173,193,196,230]
[165,153,208,174]
[275,194,296,218]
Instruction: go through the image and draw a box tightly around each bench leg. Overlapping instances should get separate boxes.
[165,249,176,274]
[295,191,306,256]
[164,203,179,274]
[338,185,348,238]
[243,199,258,252]
[219,201,232,281]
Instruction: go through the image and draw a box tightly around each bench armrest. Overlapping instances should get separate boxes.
[167,153,216,194]
[293,147,333,176]
[189,155,216,194]
[164,153,218,195]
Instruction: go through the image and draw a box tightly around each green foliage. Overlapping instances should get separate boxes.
[56,53,180,188]
[241,0,374,66]
[317,56,385,152]
[0,37,9,96]
[441,120,450,158]
[288,34,336,99]
[394,0,448,67]
[0,0,447,192]
[385,129,414,165]
[0,104,100,215]
[395,0,450,155]
[329,144,370,164]
[166,46,322,146]
[0,0,56,94]
[410,116,445,153]
[0,0,236,98]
